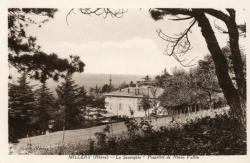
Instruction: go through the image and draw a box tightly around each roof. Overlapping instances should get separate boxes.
[104,86,164,99]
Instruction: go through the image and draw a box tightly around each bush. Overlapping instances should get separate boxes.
[86,113,246,155]
[29,113,246,155]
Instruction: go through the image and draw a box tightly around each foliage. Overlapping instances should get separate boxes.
[88,96,105,109]
[101,84,112,93]
[150,8,246,129]
[8,8,57,55]
[139,95,151,117]
[8,8,85,83]
[56,73,86,130]
[9,52,85,83]
[191,55,220,93]
[94,125,111,147]
[155,68,171,87]
[129,81,136,87]
[221,45,246,80]
[124,118,140,137]
[87,114,246,155]
[159,55,225,114]
[9,73,36,142]
[160,70,193,107]
[14,110,246,155]
[34,82,56,134]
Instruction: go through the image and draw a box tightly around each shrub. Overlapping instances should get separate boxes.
[27,113,246,155]
[87,113,246,155]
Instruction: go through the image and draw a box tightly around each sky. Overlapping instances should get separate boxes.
[25,8,246,76]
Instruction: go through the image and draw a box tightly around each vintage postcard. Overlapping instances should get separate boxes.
[0,0,249,162]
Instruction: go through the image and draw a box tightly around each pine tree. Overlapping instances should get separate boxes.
[56,73,83,130]
[75,86,88,107]
[8,73,36,142]
[35,82,55,134]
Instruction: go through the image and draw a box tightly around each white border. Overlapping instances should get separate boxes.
[0,0,249,163]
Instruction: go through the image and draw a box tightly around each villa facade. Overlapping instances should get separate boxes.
[104,86,164,117]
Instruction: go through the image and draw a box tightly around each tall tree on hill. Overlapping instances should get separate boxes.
[56,73,83,130]
[35,82,56,134]
[150,8,246,130]
[8,73,36,142]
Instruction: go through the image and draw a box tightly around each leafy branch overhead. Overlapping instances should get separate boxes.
[8,8,85,82]
[66,8,128,24]
[8,8,57,55]
[9,52,85,83]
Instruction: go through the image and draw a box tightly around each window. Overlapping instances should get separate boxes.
[119,103,123,111]
[138,105,142,111]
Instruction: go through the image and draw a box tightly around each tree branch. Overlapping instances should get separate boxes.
[156,18,197,67]
[168,16,193,21]
[200,9,230,23]
[66,8,74,25]
[78,8,128,19]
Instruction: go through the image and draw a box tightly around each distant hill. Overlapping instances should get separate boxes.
[47,73,150,93]
[10,72,153,94]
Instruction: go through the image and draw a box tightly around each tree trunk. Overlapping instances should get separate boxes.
[207,91,212,110]
[226,9,246,104]
[194,12,246,129]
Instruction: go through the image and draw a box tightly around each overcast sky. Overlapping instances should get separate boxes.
[26,9,246,75]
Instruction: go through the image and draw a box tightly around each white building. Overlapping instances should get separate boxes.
[104,86,164,118]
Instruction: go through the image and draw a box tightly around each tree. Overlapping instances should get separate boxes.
[67,8,245,128]
[150,8,246,129]
[90,96,106,109]
[129,81,136,87]
[139,95,151,118]
[8,8,85,82]
[8,73,36,142]
[155,68,171,87]
[160,71,194,111]
[75,86,88,106]
[190,54,222,109]
[101,84,112,93]
[9,51,85,83]
[119,81,129,89]
[8,8,57,56]
[35,82,56,134]
[142,75,151,81]
[56,73,83,130]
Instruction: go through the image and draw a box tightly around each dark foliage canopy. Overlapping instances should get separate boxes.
[8,8,85,82]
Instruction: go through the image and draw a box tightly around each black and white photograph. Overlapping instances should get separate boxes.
[0,0,249,161]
